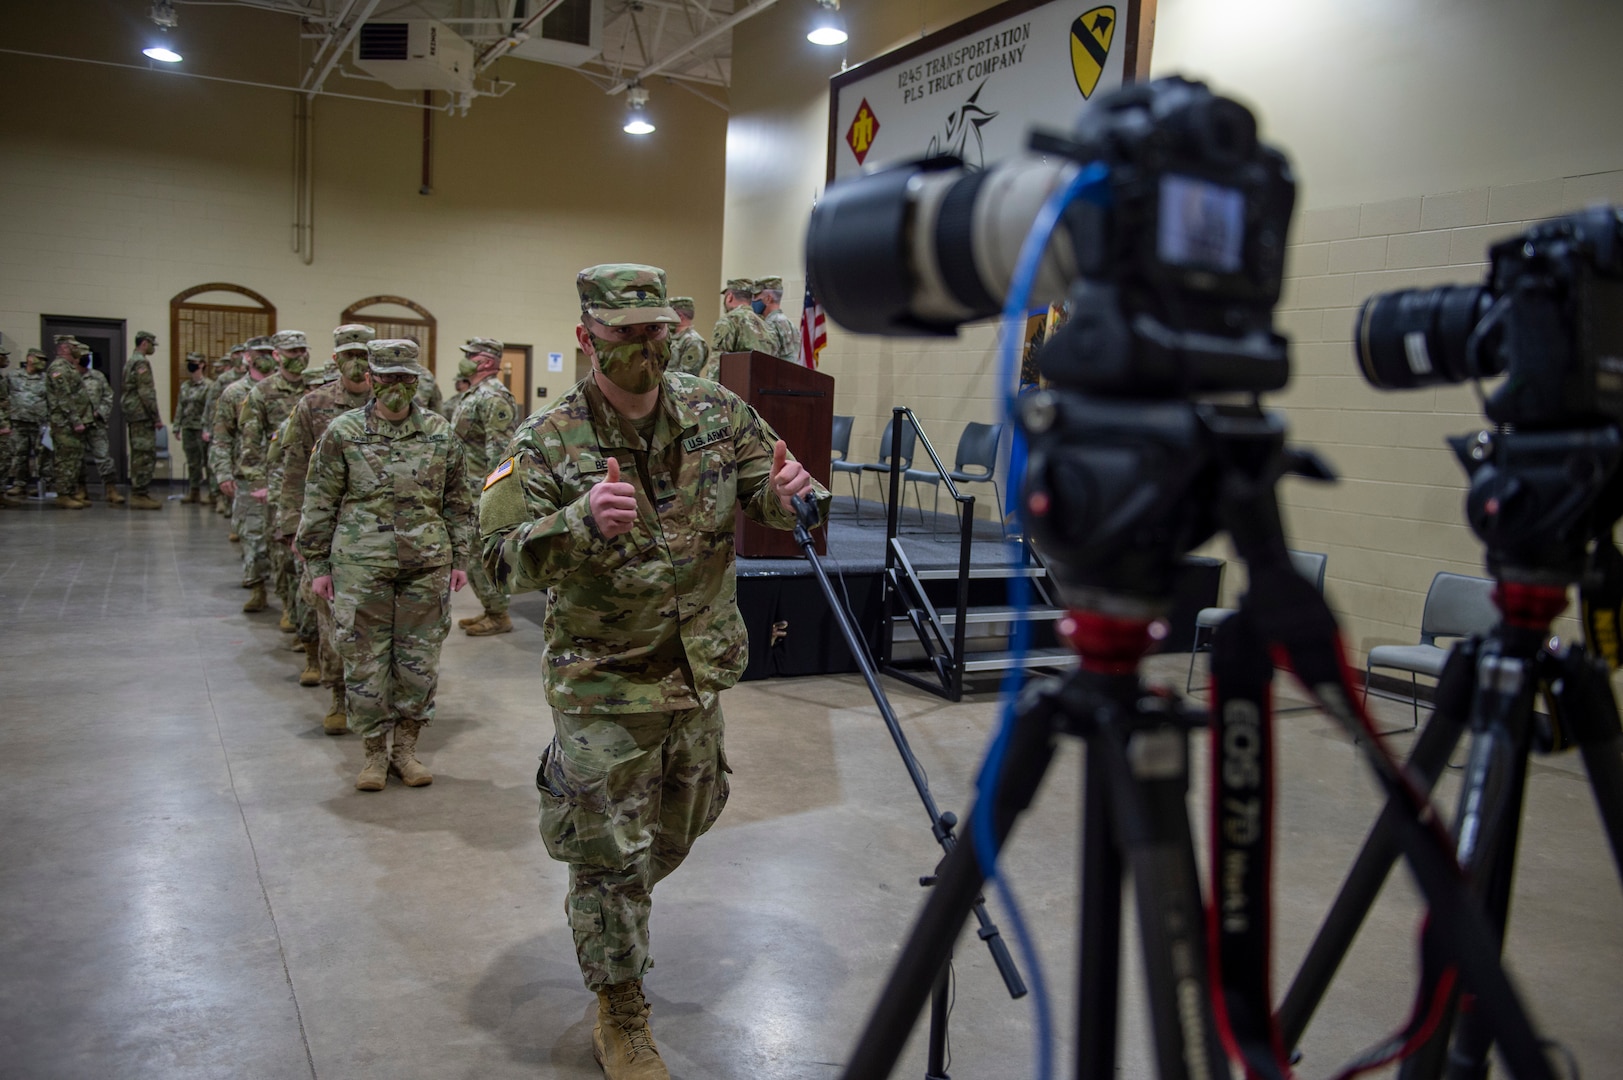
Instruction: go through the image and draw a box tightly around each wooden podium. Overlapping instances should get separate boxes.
[719,350,833,557]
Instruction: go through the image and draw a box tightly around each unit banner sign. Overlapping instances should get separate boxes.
[828,0,1144,182]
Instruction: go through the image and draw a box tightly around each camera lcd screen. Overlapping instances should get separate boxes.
[1158,175,1245,274]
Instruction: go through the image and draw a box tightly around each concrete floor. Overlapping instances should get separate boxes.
[1,499,1620,1080]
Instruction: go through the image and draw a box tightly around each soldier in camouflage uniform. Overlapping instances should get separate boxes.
[212,338,278,600]
[479,264,828,1080]
[710,277,771,358]
[445,376,472,420]
[414,364,446,417]
[753,275,801,363]
[665,296,715,382]
[45,336,93,509]
[121,331,165,510]
[77,347,123,503]
[0,345,15,507]
[174,353,212,503]
[239,330,311,621]
[298,339,474,791]
[450,336,520,637]
[203,346,247,514]
[7,349,50,496]
[281,323,376,734]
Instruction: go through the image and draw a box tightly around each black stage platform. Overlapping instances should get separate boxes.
[512,496,1223,683]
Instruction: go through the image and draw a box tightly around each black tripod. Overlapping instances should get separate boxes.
[1280,428,1623,1080]
[790,497,1027,1080]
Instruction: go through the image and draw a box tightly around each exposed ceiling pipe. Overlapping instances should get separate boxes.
[607,0,778,94]
[474,0,569,74]
[298,0,363,86]
[305,0,384,97]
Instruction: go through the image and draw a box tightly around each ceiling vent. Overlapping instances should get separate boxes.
[506,0,603,68]
[353,20,476,93]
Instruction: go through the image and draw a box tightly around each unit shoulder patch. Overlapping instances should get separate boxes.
[484,456,515,490]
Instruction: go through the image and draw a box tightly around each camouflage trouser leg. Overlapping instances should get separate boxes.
[330,561,452,739]
[10,425,40,485]
[303,568,343,685]
[0,424,14,488]
[127,420,157,490]
[84,422,116,484]
[270,539,296,611]
[181,428,206,491]
[234,490,268,585]
[537,701,730,990]
[52,433,84,498]
[466,555,510,616]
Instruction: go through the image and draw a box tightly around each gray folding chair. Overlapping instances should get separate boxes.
[830,415,861,514]
[1365,571,1497,732]
[904,422,1005,536]
[1186,550,1328,694]
[844,418,915,525]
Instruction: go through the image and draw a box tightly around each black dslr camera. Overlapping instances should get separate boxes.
[806,77,1301,606]
[1357,208,1623,579]
[1356,206,1623,428]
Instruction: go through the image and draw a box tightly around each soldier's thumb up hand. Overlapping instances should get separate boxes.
[589,454,637,539]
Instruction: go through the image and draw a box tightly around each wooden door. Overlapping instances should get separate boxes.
[500,345,532,416]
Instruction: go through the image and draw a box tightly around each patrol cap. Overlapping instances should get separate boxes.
[721,277,756,296]
[246,335,275,352]
[134,330,158,344]
[367,338,428,376]
[185,352,205,362]
[577,264,678,327]
[271,330,308,351]
[333,323,375,354]
[754,276,784,293]
[0,344,10,356]
[71,342,91,359]
[669,296,696,317]
[307,361,339,386]
[26,348,47,359]
[458,336,504,359]
[53,334,78,345]
[229,343,248,357]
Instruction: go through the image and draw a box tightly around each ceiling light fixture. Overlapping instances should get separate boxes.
[807,0,847,46]
[144,0,182,62]
[623,82,655,135]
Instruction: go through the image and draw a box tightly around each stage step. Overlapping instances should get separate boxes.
[959,648,1076,673]
[894,604,1064,627]
[912,565,1047,581]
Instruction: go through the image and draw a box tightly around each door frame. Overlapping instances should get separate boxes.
[40,315,127,479]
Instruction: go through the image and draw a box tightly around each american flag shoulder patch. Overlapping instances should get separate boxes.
[484,457,515,490]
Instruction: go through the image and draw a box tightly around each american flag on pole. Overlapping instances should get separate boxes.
[800,285,827,369]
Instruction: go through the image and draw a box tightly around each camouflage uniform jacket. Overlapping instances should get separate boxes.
[444,390,466,419]
[451,376,519,481]
[120,354,160,423]
[236,372,307,488]
[175,377,211,430]
[265,412,295,535]
[710,305,771,356]
[296,402,474,580]
[82,368,114,425]
[202,369,240,431]
[668,327,715,382]
[276,380,371,538]
[208,375,257,482]
[478,371,831,714]
[0,367,9,429]
[763,308,800,363]
[11,370,47,424]
[45,357,92,431]
[414,376,446,418]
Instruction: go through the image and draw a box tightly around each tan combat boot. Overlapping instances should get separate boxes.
[388,719,433,787]
[457,611,486,628]
[323,685,347,735]
[182,488,200,504]
[356,735,388,791]
[464,612,514,637]
[243,583,267,613]
[74,486,88,501]
[278,607,297,633]
[228,530,240,542]
[299,640,321,686]
[106,485,125,505]
[129,490,163,510]
[592,981,669,1080]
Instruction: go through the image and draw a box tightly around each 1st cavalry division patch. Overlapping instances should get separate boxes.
[1071,6,1116,99]
[484,457,515,490]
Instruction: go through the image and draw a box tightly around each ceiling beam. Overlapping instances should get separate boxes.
[607,0,773,94]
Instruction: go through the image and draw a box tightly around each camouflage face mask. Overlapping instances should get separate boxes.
[377,383,415,413]
[592,335,670,395]
[251,352,279,375]
[456,357,478,380]
[280,351,309,377]
[339,355,370,383]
